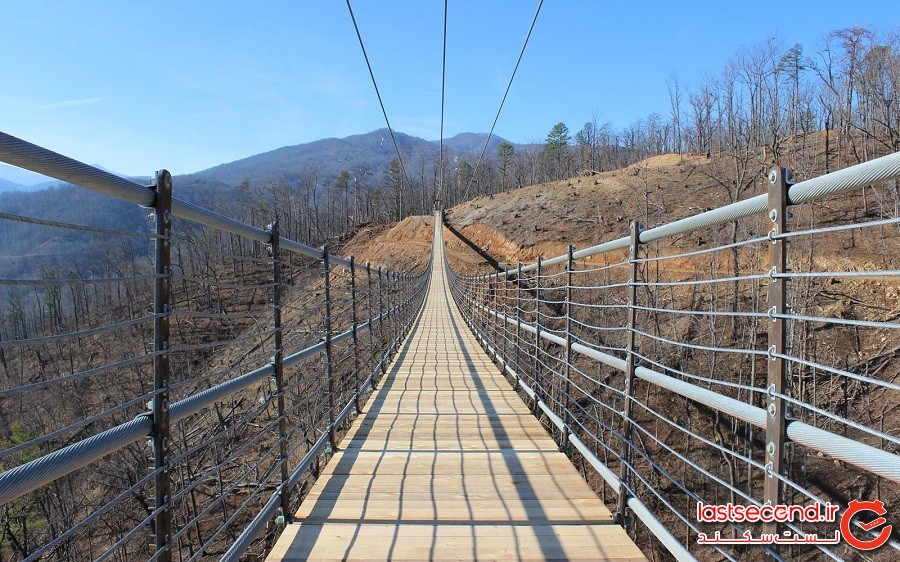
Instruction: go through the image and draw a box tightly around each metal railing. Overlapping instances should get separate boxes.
[0,132,430,561]
[446,152,900,561]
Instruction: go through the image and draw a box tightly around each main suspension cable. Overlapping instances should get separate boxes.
[344,0,408,182]
[463,0,544,200]
[438,0,448,207]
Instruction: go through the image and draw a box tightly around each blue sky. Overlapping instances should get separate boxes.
[1,1,896,178]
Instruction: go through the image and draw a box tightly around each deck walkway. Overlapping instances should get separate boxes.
[268,218,645,561]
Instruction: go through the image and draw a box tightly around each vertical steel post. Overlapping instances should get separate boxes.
[407,273,412,314]
[484,275,490,337]
[489,274,497,351]
[515,263,523,386]
[366,264,379,388]
[616,221,642,523]
[493,272,501,356]
[377,267,387,375]
[764,168,789,541]
[398,273,405,320]
[399,272,404,344]
[385,271,393,353]
[322,247,336,450]
[349,257,361,414]
[533,257,543,411]
[402,273,408,330]
[501,271,509,368]
[152,170,173,561]
[269,221,290,521]
[388,272,400,355]
[564,245,575,439]
[404,273,409,322]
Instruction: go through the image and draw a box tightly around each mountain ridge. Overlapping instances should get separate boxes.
[182,129,513,189]
[0,177,28,194]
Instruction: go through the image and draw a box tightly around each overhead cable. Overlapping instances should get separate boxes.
[463,0,544,199]
[344,0,408,183]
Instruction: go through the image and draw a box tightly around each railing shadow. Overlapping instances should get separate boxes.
[442,217,504,272]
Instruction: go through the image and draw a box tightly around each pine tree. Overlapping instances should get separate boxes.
[544,122,570,180]
[496,141,514,191]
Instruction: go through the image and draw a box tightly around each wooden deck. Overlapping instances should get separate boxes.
[268,219,645,561]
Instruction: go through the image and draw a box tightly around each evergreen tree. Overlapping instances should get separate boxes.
[544,122,570,180]
[496,141,514,190]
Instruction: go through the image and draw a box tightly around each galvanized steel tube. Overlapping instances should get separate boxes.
[169,364,276,423]
[0,131,156,206]
[474,300,900,483]
[786,422,900,484]
[0,415,152,505]
[627,496,698,562]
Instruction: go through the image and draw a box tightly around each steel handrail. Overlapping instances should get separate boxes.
[465,298,900,482]
[0,131,433,561]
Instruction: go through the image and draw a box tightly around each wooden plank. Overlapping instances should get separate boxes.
[295,499,613,523]
[270,523,645,561]
[317,451,584,476]
[303,489,601,502]
[301,473,602,503]
[345,441,558,452]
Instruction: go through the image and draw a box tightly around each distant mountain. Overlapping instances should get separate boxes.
[26,180,66,190]
[0,169,60,194]
[0,178,65,194]
[437,133,507,154]
[180,129,514,191]
[0,162,56,189]
[0,177,28,194]
[2,129,514,204]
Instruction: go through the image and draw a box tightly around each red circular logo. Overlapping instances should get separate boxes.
[840,500,892,551]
